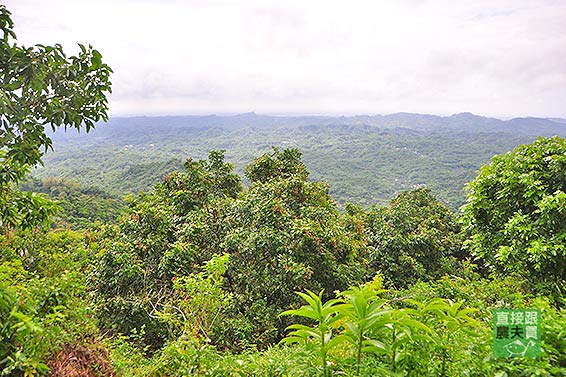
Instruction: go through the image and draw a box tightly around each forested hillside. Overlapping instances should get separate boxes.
[5,143,566,376]
[36,113,566,209]
[21,177,125,228]
[2,4,565,376]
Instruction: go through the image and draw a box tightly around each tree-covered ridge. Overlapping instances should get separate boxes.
[35,113,566,210]
[20,177,125,229]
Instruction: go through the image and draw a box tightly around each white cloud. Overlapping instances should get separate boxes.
[4,0,566,117]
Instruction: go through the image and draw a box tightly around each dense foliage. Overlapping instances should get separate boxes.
[3,140,566,375]
[0,4,111,231]
[0,230,101,375]
[93,150,243,349]
[462,136,566,300]
[94,149,360,350]
[357,188,462,289]
[21,177,125,229]
[1,6,565,376]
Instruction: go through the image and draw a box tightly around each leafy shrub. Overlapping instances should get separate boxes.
[0,281,49,376]
[278,274,563,376]
[219,167,357,348]
[0,229,101,376]
[395,272,566,375]
[280,278,487,376]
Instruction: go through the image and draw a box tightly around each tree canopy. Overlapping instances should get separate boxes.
[94,149,360,350]
[461,136,566,294]
[359,188,462,289]
[0,5,112,231]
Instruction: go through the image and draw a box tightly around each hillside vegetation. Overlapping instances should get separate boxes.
[4,143,566,376]
[2,6,565,375]
[36,113,566,209]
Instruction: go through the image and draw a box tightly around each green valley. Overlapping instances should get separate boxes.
[36,113,566,209]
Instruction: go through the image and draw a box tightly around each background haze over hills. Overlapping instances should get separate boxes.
[38,112,566,209]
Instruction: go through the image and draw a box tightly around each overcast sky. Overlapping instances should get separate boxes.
[5,0,566,118]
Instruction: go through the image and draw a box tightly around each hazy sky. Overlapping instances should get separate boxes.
[5,0,566,118]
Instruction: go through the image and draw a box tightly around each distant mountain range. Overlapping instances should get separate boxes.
[41,112,566,209]
[49,112,566,141]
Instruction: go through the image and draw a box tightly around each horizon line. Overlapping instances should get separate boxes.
[104,111,566,122]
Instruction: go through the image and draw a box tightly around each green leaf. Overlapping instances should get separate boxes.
[90,49,102,70]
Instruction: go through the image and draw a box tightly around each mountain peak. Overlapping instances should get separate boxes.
[449,112,479,118]
[235,112,258,117]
